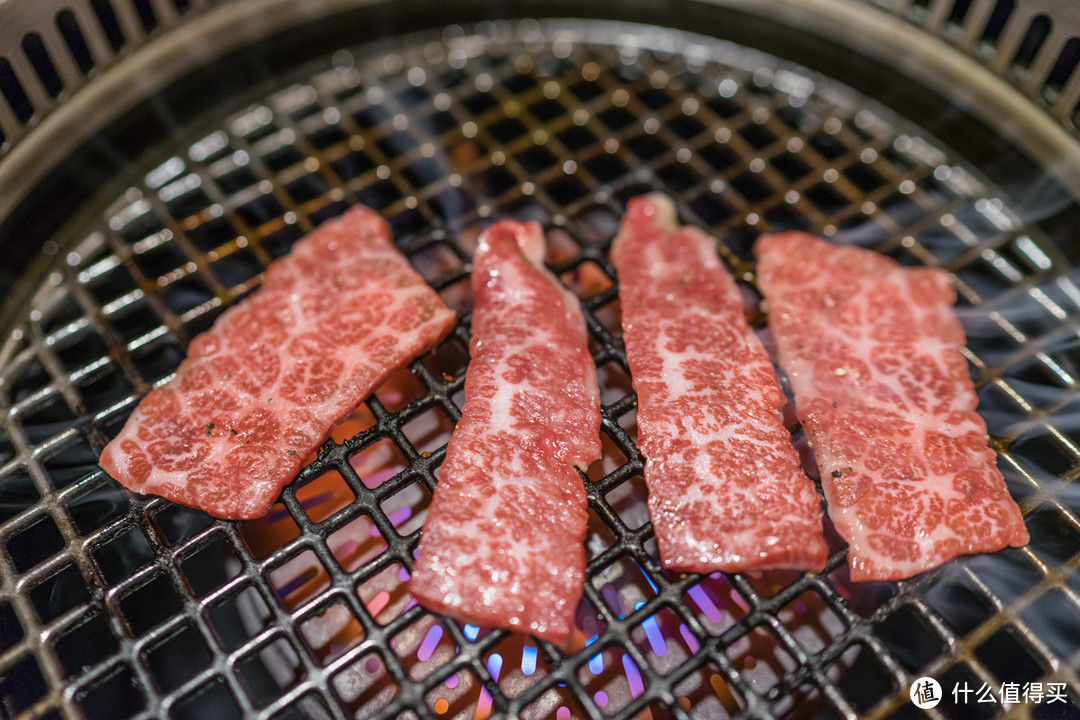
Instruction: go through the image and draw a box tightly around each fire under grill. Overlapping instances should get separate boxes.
[1,16,1080,720]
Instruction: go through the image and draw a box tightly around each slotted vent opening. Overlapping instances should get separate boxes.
[21,33,63,98]
[0,58,32,123]
[132,0,159,34]
[1011,14,1052,72]
[947,0,975,28]
[1045,36,1080,102]
[89,0,126,53]
[980,0,1017,50]
[55,10,96,74]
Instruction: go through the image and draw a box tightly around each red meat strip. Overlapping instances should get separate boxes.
[410,220,601,648]
[755,231,1029,581]
[99,205,457,519]
[611,194,828,573]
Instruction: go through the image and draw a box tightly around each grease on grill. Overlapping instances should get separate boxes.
[1,18,1079,720]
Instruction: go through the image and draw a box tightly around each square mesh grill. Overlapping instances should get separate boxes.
[0,18,1079,720]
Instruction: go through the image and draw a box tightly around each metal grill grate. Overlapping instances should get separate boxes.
[1,19,1079,720]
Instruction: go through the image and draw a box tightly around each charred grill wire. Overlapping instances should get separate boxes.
[1,19,1079,720]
